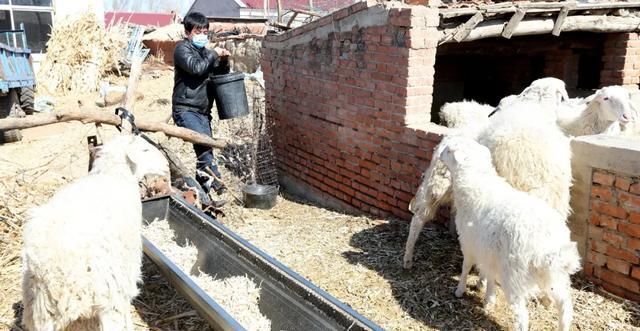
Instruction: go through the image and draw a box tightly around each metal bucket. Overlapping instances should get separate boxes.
[242,183,278,210]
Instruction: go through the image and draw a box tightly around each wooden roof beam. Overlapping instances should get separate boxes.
[552,6,571,36]
[501,8,526,39]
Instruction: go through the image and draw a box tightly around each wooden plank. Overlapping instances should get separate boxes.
[552,6,570,36]
[501,8,526,39]
[453,12,484,42]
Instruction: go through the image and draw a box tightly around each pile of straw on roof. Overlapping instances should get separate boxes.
[38,12,127,95]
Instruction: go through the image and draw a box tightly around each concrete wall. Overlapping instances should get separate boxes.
[571,135,640,301]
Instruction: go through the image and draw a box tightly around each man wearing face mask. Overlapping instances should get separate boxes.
[172,11,231,206]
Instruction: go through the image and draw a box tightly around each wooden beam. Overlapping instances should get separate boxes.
[453,12,484,42]
[0,110,228,149]
[440,1,640,19]
[501,8,526,39]
[439,15,640,44]
[553,6,571,36]
[290,8,322,17]
[286,11,299,28]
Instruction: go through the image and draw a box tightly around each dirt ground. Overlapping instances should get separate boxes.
[1,66,640,331]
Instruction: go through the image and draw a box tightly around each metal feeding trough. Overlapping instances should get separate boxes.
[141,195,383,331]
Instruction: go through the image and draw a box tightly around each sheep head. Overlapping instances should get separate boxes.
[435,135,492,174]
[520,77,569,106]
[592,86,635,124]
[124,135,170,181]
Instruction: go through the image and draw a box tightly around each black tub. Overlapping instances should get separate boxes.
[210,72,250,120]
[141,195,383,331]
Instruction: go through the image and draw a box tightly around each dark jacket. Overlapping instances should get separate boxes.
[172,39,219,113]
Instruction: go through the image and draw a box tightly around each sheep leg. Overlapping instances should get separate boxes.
[474,266,487,290]
[455,256,473,298]
[403,213,428,269]
[510,296,529,331]
[99,309,133,331]
[483,276,496,311]
[549,278,573,331]
[22,273,55,331]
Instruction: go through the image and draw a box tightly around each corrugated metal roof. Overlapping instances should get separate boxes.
[105,12,174,27]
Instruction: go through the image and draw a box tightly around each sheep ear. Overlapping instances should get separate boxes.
[124,137,142,177]
[451,148,465,164]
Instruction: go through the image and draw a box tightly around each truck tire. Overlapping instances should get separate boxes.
[0,129,22,143]
[0,89,24,144]
[19,86,35,115]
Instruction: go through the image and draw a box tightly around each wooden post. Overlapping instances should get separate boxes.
[123,57,143,114]
[276,0,282,23]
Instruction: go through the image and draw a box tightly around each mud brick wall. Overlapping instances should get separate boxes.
[261,2,445,219]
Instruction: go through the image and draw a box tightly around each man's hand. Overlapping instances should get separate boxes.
[214,47,231,58]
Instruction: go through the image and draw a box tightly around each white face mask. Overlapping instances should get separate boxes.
[191,34,208,48]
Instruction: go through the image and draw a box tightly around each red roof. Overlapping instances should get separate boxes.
[105,12,175,27]
[242,0,356,12]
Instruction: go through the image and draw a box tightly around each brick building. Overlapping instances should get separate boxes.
[261,0,640,299]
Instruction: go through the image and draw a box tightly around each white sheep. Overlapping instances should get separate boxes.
[492,77,569,119]
[437,135,581,331]
[557,86,637,136]
[404,81,573,269]
[439,100,494,130]
[21,134,170,331]
[477,102,573,220]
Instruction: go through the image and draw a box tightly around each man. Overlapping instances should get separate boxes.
[172,11,230,206]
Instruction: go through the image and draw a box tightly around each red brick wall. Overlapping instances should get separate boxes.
[601,32,640,88]
[585,169,640,301]
[544,49,579,90]
[261,3,442,219]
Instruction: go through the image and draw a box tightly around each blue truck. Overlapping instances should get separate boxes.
[0,23,36,143]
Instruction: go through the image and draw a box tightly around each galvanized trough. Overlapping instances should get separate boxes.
[141,195,383,331]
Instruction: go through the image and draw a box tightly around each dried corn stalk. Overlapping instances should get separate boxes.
[38,12,128,95]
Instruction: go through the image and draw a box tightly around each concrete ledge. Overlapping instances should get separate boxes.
[570,135,640,261]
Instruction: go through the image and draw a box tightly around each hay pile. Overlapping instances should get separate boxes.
[142,219,271,331]
[143,218,198,272]
[38,12,128,95]
[192,275,271,331]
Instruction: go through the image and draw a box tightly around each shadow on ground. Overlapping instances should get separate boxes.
[342,220,504,330]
